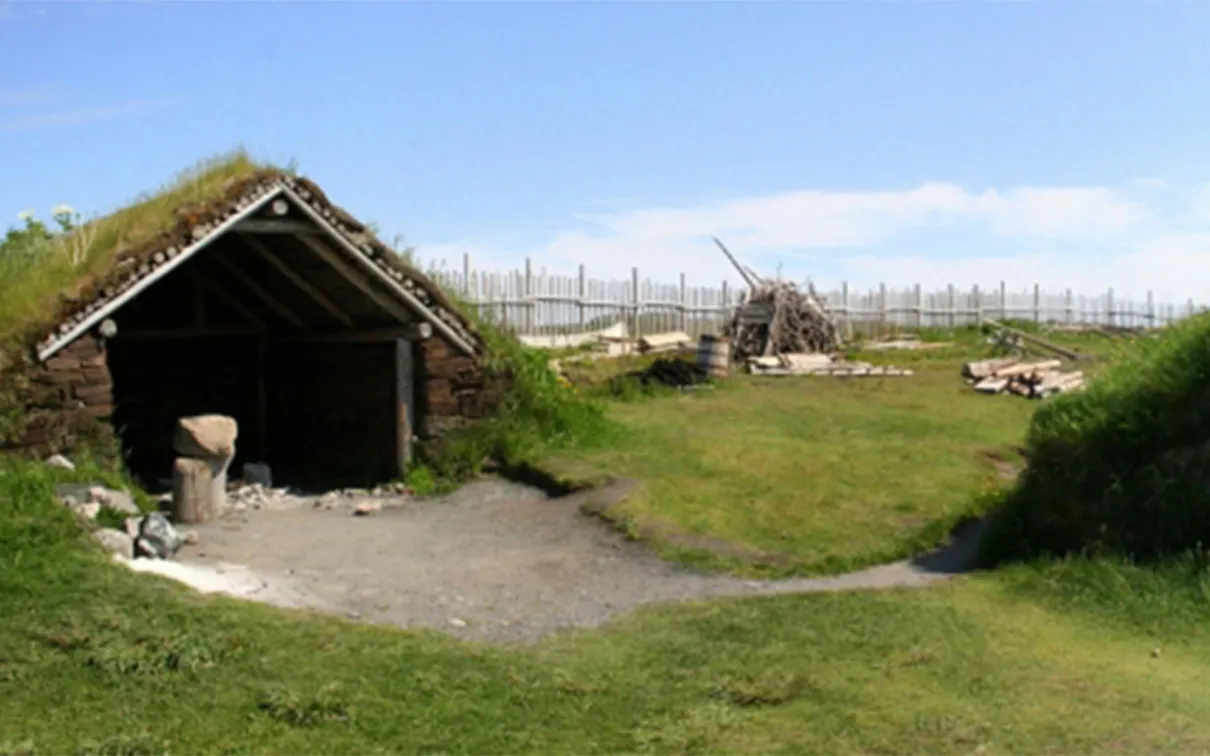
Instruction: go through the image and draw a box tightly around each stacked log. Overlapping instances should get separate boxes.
[962,358,1085,400]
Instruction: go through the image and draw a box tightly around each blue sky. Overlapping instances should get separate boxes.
[4,1,1210,303]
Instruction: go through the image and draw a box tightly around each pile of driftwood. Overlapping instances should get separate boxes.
[963,358,1085,400]
[715,238,842,360]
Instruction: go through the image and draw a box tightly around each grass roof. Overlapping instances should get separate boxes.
[0,149,475,361]
[0,150,280,351]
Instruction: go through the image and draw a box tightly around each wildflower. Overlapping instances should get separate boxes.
[16,209,34,222]
[51,204,75,217]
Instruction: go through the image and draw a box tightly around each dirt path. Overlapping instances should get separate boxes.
[175,479,983,644]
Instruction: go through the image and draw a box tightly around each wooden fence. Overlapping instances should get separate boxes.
[425,254,1203,339]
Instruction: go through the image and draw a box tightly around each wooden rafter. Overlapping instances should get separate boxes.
[195,274,269,330]
[209,251,306,328]
[235,232,356,327]
[291,233,416,325]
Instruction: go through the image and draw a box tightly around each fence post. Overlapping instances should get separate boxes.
[914,283,923,330]
[1188,298,1196,319]
[841,281,851,339]
[679,272,687,333]
[461,253,471,298]
[947,284,955,329]
[1033,283,1041,325]
[1000,280,1007,321]
[973,284,982,326]
[1146,290,1154,328]
[720,280,730,335]
[631,267,641,340]
[523,258,534,336]
[1065,289,1073,326]
[1107,288,1115,328]
[879,282,888,337]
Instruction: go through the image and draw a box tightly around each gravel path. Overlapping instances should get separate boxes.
[176,478,983,644]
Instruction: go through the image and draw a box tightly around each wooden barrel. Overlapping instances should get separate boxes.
[696,334,732,379]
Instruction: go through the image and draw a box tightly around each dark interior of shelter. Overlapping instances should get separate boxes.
[103,218,418,492]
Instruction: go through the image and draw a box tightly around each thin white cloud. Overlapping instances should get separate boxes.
[0,99,171,133]
[0,88,55,108]
[420,180,1178,298]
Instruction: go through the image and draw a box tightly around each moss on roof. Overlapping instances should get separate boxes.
[0,149,474,355]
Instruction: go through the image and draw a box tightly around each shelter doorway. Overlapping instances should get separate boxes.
[101,229,419,491]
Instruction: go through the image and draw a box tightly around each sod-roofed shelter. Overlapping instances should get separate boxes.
[1,155,501,488]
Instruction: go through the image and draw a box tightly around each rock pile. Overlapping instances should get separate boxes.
[50,469,189,561]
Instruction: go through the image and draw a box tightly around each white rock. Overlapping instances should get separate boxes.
[93,528,134,558]
[448,617,467,628]
[88,486,140,515]
[353,501,381,516]
[71,501,101,521]
[45,454,75,471]
[135,512,185,559]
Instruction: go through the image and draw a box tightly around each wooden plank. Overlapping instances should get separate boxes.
[231,218,317,234]
[113,326,263,340]
[395,337,414,473]
[292,233,415,324]
[273,325,432,344]
[210,251,306,328]
[256,338,267,460]
[237,233,357,327]
[639,331,693,352]
[962,358,1019,380]
[974,376,1009,393]
[195,274,269,330]
[983,318,1083,360]
[992,360,1062,379]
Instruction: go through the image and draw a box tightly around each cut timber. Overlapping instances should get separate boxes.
[780,353,835,371]
[1006,380,1033,397]
[963,358,1019,380]
[753,364,912,377]
[171,457,214,524]
[1034,371,1086,398]
[992,360,1062,379]
[639,331,693,353]
[983,319,1083,361]
[974,376,1010,394]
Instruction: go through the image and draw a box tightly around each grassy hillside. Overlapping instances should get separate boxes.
[982,312,1210,564]
[7,454,1210,753]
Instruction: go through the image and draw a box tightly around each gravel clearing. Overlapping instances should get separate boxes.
[172,478,982,644]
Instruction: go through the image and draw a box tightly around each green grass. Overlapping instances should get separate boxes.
[540,350,1038,577]
[6,323,1210,752]
[7,455,1210,753]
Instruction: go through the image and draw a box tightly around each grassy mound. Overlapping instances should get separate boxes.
[981,313,1210,564]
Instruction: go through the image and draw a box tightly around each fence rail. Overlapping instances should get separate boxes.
[426,254,1203,340]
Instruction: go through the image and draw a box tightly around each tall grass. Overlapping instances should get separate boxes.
[981,311,1210,564]
[412,294,614,484]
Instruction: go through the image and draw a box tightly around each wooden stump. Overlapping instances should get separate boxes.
[171,457,214,524]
